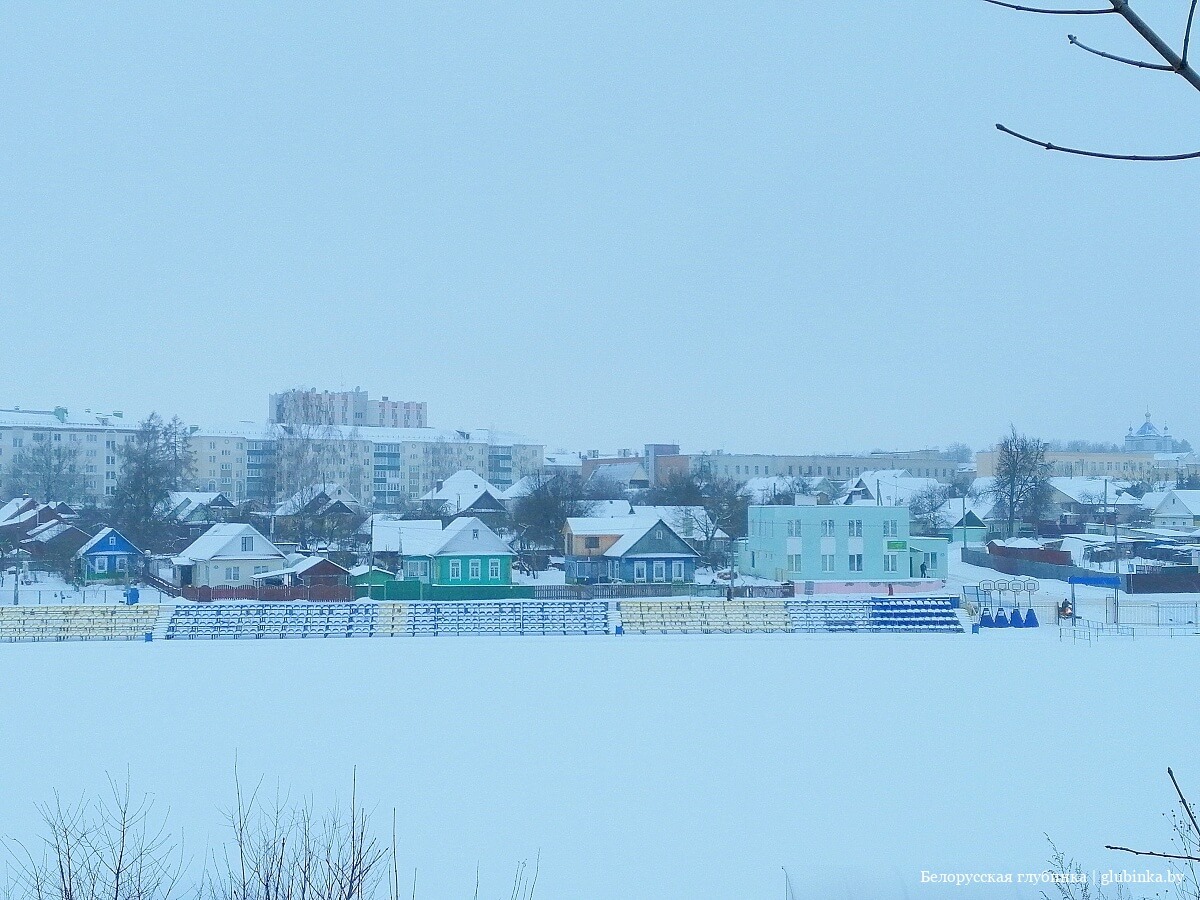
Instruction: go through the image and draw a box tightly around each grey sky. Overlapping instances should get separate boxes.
[2,3,1197,454]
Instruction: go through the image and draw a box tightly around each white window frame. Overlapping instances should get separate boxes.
[672,561,684,581]
[883,553,897,573]
[652,561,666,582]
[489,559,501,580]
[449,559,462,580]
[469,559,481,580]
[848,554,863,573]
[820,554,834,573]
[634,561,647,582]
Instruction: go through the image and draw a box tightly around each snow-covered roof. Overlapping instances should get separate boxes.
[1047,477,1132,505]
[1138,491,1170,511]
[173,524,284,565]
[842,473,941,506]
[934,497,995,528]
[371,517,512,557]
[273,484,362,517]
[371,519,445,554]
[21,522,78,544]
[544,452,583,468]
[564,515,648,537]
[1153,491,1200,518]
[75,527,138,558]
[501,475,538,501]
[250,555,346,580]
[590,500,635,517]
[0,497,37,525]
[602,517,696,559]
[419,471,504,513]
[633,506,728,540]
[194,422,535,447]
[587,462,648,486]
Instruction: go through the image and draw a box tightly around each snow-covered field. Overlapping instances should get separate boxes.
[2,624,1199,899]
[3,554,1199,897]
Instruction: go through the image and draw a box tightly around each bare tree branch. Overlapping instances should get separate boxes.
[1170,766,1200,839]
[982,0,1114,13]
[1067,33,1173,69]
[995,123,1200,159]
[1105,844,1200,862]
[1184,0,1200,66]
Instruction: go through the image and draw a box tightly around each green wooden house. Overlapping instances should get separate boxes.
[390,516,515,586]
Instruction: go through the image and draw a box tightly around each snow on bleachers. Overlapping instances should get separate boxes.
[0,604,161,642]
[165,603,380,640]
[163,601,610,639]
[618,600,792,635]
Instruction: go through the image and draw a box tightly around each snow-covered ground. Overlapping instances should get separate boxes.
[3,613,1200,898]
[0,571,172,605]
[2,552,1198,897]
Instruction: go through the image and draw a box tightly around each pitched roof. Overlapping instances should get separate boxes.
[602,517,697,559]
[1047,477,1132,505]
[371,517,513,557]
[273,484,362,517]
[75,527,140,558]
[371,519,445,554]
[587,462,648,487]
[1154,491,1200,517]
[173,523,284,564]
[418,470,504,513]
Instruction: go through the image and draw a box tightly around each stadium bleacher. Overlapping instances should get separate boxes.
[0,604,161,642]
[618,600,792,634]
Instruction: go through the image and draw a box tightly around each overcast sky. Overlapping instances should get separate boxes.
[2,3,1198,454]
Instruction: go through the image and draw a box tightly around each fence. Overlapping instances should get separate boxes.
[180,584,354,602]
[527,583,790,601]
[961,548,1096,584]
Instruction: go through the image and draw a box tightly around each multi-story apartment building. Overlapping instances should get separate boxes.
[1,406,540,511]
[268,388,427,429]
[975,449,1196,481]
[0,407,136,501]
[195,423,542,509]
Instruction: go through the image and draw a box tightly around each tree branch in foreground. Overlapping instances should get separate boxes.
[994,123,1200,160]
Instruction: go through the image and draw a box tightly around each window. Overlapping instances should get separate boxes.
[634,561,647,582]
[93,557,108,573]
[253,566,268,575]
[226,566,241,582]
[472,529,479,539]
[116,557,127,571]
[449,560,461,580]
[469,559,481,579]
[821,519,835,537]
[883,519,898,537]
[489,559,501,579]
[848,554,863,572]
[108,536,116,546]
[786,521,794,537]
[652,561,666,582]
[848,520,863,537]
[923,552,939,572]
[883,553,898,573]
[820,554,835,573]
[787,554,802,572]
[584,536,600,549]
[672,561,684,581]
[241,536,253,552]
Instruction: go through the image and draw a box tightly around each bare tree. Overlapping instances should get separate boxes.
[5,775,183,900]
[5,440,89,504]
[989,428,1052,538]
[205,771,386,900]
[986,0,1200,160]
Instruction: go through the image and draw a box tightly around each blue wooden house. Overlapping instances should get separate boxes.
[563,516,699,584]
[75,527,143,583]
